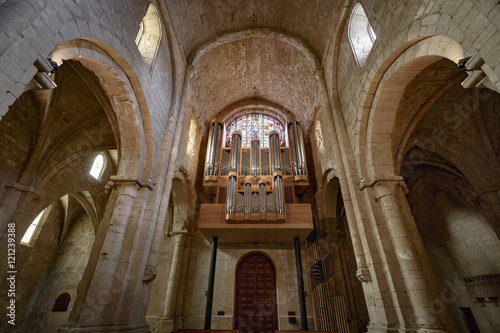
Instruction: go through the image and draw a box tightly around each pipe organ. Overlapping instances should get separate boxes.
[204,120,223,181]
[200,117,313,243]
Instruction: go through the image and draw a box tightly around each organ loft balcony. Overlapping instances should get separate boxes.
[198,117,314,244]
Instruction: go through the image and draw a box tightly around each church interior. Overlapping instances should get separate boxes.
[0,0,500,332]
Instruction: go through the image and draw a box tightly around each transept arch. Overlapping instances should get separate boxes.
[358,35,464,179]
[51,38,154,180]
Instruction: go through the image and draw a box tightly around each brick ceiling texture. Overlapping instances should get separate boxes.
[167,0,340,127]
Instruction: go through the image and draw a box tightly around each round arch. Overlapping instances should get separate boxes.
[51,38,155,180]
[358,35,464,179]
[234,251,278,333]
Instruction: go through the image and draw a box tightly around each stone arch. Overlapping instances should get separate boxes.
[359,35,464,179]
[348,3,377,69]
[235,250,277,269]
[405,167,500,332]
[20,196,96,332]
[136,3,162,71]
[218,98,294,128]
[323,172,341,222]
[51,38,154,180]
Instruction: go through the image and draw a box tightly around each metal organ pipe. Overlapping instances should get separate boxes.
[269,132,281,174]
[274,175,284,214]
[288,122,298,175]
[296,122,306,175]
[259,183,266,214]
[230,132,241,174]
[289,121,306,175]
[226,174,237,214]
[205,121,222,176]
[213,123,222,175]
[269,131,285,214]
[251,138,260,176]
[244,183,251,214]
[205,122,215,175]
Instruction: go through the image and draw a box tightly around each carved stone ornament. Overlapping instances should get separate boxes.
[463,273,500,305]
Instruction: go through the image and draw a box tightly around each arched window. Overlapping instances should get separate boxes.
[226,114,285,148]
[89,154,104,180]
[136,3,162,71]
[348,3,377,69]
[52,293,71,312]
[20,210,45,245]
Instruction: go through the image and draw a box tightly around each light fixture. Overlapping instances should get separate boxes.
[458,56,471,71]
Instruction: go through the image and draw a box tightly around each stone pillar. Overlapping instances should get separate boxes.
[59,180,150,333]
[370,177,449,332]
[163,231,188,318]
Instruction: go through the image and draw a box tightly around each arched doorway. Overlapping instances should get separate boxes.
[234,253,278,333]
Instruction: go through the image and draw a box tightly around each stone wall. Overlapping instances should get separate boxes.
[181,233,315,330]
[22,212,95,332]
[412,186,500,333]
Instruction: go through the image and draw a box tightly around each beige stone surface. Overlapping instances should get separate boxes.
[0,1,500,333]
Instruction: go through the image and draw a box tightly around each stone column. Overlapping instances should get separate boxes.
[162,231,188,326]
[370,177,449,332]
[59,180,150,333]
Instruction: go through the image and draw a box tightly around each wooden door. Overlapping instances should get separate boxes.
[235,253,278,333]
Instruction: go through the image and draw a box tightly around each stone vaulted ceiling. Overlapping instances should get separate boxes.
[166,0,341,128]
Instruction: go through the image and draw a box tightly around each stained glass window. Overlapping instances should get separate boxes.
[226,114,285,147]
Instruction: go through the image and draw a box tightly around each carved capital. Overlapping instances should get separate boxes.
[356,266,371,282]
[143,265,157,282]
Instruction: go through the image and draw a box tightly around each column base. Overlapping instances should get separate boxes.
[155,317,176,333]
[58,321,150,333]
[367,322,449,333]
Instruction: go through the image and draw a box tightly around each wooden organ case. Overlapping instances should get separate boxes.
[199,119,313,243]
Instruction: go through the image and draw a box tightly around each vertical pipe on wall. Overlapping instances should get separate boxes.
[294,237,308,331]
[204,237,218,329]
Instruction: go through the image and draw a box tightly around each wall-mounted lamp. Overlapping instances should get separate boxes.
[458,56,472,71]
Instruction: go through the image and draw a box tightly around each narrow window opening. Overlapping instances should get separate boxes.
[89,154,104,180]
[348,3,377,69]
[21,210,44,245]
[136,4,162,71]
[52,293,71,312]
